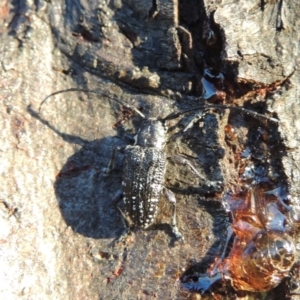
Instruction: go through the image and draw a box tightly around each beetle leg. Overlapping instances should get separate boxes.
[106,146,124,174]
[171,154,222,189]
[164,187,184,242]
[204,226,233,277]
[172,154,206,180]
[183,111,206,132]
[113,190,131,242]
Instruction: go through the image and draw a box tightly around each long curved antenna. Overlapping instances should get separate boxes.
[163,104,279,123]
[39,88,146,119]
[40,88,279,123]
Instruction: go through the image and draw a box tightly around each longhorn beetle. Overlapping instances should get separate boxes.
[38,88,279,242]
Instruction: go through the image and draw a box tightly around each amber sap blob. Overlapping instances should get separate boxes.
[220,188,296,291]
[181,187,296,292]
[222,231,295,291]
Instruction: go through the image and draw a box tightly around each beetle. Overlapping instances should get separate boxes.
[112,117,184,241]
[38,88,278,242]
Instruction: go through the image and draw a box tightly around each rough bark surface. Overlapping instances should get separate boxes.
[0,0,299,299]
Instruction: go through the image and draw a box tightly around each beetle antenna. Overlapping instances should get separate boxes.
[39,88,146,119]
[163,104,279,123]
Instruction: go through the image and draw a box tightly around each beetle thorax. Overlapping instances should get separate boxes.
[134,119,166,149]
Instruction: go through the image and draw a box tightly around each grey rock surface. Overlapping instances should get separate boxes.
[0,0,299,299]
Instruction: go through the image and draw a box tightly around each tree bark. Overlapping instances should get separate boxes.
[0,0,299,299]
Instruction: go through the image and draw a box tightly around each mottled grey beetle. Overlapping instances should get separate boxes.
[113,117,184,241]
[39,88,278,242]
